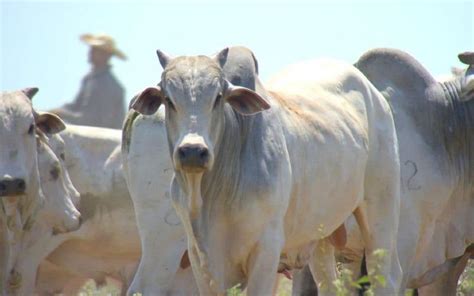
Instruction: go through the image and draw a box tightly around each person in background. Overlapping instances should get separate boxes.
[51,34,126,129]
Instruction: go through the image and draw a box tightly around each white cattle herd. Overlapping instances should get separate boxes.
[0,47,472,295]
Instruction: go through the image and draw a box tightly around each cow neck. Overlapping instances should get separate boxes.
[200,105,252,208]
[199,77,269,210]
[439,77,474,190]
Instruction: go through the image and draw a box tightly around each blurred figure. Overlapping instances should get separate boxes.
[51,34,126,129]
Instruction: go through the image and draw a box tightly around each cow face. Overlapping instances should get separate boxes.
[0,90,38,198]
[132,48,270,174]
[36,133,81,234]
[46,133,80,207]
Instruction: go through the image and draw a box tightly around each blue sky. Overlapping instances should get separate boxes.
[1,0,473,111]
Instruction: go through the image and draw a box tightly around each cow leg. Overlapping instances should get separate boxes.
[246,225,283,296]
[417,252,471,296]
[187,243,217,296]
[292,265,318,296]
[0,217,9,295]
[127,204,187,295]
[416,270,454,296]
[307,238,337,296]
[354,200,402,295]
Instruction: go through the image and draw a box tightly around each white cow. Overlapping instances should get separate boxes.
[0,88,79,295]
[34,125,140,295]
[354,49,473,294]
[8,130,81,295]
[1,88,45,294]
[294,49,474,295]
[294,50,474,296]
[123,46,262,295]
[131,49,402,295]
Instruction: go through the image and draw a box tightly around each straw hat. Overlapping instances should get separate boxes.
[80,33,127,60]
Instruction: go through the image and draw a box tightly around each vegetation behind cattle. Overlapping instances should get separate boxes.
[77,259,473,295]
[458,260,474,296]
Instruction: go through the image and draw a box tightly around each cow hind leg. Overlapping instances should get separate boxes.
[354,179,403,295]
[292,265,318,296]
[416,251,471,296]
[307,238,337,296]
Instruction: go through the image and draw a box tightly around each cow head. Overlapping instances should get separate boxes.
[0,89,65,200]
[132,48,270,175]
[36,131,81,234]
[0,89,39,199]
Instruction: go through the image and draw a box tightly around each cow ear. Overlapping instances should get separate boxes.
[35,112,66,134]
[156,50,173,69]
[212,47,229,68]
[131,87,164,115]
[225,82,270,115]
[458,51,474,65]
[22,87,39,100]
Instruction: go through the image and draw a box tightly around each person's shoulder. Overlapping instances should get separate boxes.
[103,70,124,90]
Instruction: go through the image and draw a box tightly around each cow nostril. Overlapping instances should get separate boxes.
[199,149,209,160]
[17,180,26,191]
[178,148,187,160]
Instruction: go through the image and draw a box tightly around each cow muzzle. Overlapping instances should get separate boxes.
[52,214,82,235]
[176,144,210,173]
[0,177,26,197]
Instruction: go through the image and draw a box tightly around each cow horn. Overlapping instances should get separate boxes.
[212,47,229,68]
[22,87,39,100]
[156,50,173,68]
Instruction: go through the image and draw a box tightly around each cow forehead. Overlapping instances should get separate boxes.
[0,91,34,129]
[163,56,223,98]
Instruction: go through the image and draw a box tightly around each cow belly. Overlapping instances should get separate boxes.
[283,143,367,249]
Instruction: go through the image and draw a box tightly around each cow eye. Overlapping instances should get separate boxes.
[165,97,176,111]
[59,153,65,161]
[213,94,222,109]
[28,124,35,135]
[50,165,60,180]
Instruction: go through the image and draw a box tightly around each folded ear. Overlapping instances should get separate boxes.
[131,87,164,115]
[462,75,474,102]
[35,112,66,134]
[225,82,270,115]
[458,51,474,65]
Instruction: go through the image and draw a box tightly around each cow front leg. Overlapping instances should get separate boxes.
[127,205,188,295]
[246,225,284,296]
[187,243,220,296]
